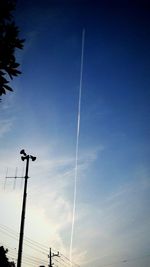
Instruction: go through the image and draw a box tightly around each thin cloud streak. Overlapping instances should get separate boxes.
[0,119,14,138]
[70,29,85,264]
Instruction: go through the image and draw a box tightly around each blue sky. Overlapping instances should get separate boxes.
[0,1,150,267]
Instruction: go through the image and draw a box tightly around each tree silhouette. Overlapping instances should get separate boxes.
[0,246,15,266]
[0,0,24,98]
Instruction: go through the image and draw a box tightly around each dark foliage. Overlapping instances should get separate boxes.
[0,246,15,266]
[0,0,24,98]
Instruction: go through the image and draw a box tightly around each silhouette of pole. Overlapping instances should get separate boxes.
[49,248,52,267]
[48,247,60,267]
[17,150,36,267]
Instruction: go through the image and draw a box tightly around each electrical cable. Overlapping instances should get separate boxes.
[0,223,80,266]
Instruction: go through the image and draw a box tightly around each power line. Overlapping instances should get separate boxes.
[1,242,48,265]
[58,257,71,266]
[53,257,67,267]
[0,228,48,256]
[0,225,48,254]
[0,223,80,266]
[0,223,48,250]
[58,256,76,267]
[60,253,80,267]
[8,253,47,267]
[0,227,19,242]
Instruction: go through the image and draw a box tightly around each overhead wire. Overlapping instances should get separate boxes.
[60,253,80,267]
[1,241,48,266]
[53,257,69,267]
[0,223,48,250]
[0,223,80,266]
[7,252,47,267]
[0,224,48,254]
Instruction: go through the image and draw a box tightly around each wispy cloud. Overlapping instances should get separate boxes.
[0,119,14,138]
[0,90,17,138]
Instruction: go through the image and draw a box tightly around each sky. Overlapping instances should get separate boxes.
[0,1,150,267]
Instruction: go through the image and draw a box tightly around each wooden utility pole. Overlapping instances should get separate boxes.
[48,247,60,267]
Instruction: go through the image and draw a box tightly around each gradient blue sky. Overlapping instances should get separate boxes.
[0,1,150,267]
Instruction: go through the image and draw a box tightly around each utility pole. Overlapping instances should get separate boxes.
[48,248,60,267]
[17,149,36,267]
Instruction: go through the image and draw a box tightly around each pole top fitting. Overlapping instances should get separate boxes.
[20,149,36,161]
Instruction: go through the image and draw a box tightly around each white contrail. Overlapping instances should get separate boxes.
[69,29,85,265]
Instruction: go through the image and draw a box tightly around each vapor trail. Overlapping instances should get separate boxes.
[69,29,85,265]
